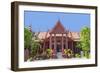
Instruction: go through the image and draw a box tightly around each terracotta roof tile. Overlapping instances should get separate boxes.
[37,32,80,41]
[70,32,80,41]
[32,20,80,41]
[38,32,50,39]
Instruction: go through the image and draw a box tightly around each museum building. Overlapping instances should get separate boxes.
[37,20,80,55]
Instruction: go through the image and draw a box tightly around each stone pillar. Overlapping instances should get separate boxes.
[43,42,45,51]
[49,34,52,49]
[72,41,74,57]
[72,41,76,52]
[62,34,64,49]
[54,34,56,50]
[72,41,73,52]
[66,34,68,49]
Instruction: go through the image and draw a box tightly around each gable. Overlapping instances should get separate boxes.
[50,20,67,34]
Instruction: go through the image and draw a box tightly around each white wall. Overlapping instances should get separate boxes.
[0,0,99,73]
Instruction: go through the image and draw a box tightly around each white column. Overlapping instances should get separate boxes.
[72,42,73,51]
[49,34,52,49]
[66,34,68,49]
[62,34,64,49]
[54,34,56,49]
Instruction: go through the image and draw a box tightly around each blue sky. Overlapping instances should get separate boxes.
[24,11,90,32]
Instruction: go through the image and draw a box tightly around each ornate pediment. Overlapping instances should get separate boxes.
[50,20,67,34]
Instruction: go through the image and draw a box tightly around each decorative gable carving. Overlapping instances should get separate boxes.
[50,20,67,34]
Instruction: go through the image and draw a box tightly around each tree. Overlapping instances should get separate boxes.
[31,41,40,57]
[30,32,41,60]
[24,27,32,49]
[76,26,90,58]
[24,27,32,61]
[24,27,42,60]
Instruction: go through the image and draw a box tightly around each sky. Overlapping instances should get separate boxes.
[24,11,90,32]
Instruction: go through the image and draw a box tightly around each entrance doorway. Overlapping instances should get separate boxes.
[56,44,61,52]
[56,44,63,58]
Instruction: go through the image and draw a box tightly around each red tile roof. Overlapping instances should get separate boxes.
[50,20,67,34]
[38,31,80,41]
[35,20,80,41]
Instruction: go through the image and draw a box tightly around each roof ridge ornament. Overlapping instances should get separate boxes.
[50,20,67,34]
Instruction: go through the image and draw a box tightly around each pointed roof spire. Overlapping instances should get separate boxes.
[50,20,67,34]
